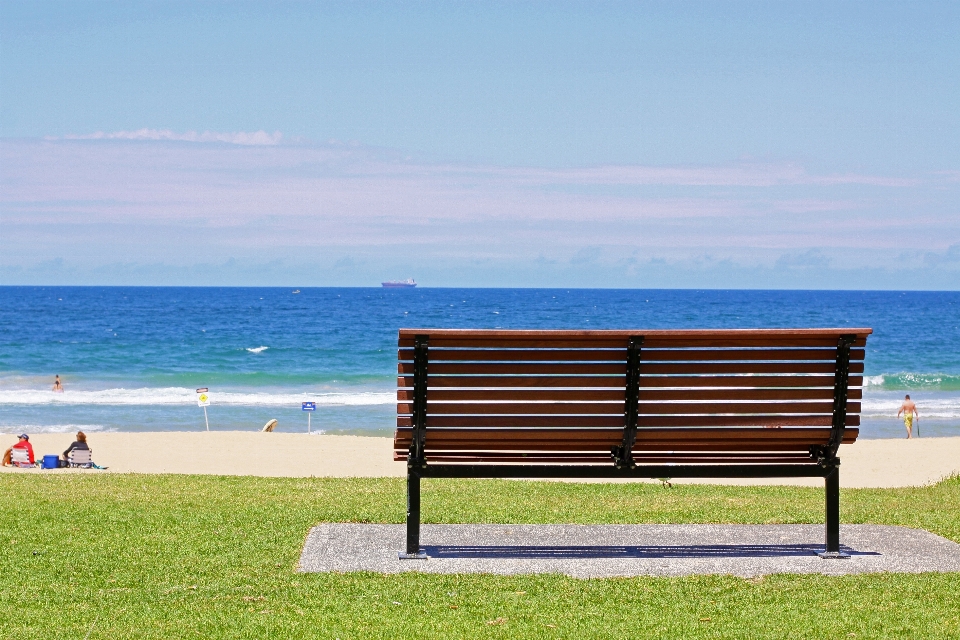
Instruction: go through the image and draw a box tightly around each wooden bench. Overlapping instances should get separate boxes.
[394,328,871,559]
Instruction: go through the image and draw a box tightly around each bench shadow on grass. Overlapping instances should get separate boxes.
[420,545,881,559]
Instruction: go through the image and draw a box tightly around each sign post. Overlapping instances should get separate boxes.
[196,388,211,431]
[302,401,316,433]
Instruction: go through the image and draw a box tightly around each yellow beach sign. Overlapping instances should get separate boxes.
[196,387,210,431]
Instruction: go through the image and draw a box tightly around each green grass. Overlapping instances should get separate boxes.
[2,474,960,638]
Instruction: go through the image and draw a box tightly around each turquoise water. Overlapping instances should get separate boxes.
[1,287,958,438]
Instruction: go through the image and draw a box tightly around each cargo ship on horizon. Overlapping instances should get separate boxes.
[381,278,417,288]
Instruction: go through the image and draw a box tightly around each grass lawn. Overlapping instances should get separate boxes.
[2,474,960,639]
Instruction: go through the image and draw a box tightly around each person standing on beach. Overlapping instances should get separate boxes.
[897,395,919,438]
[53,375,63,392]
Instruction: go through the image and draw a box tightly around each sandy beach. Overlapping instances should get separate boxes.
[3,431,959,488]
[1,432,404,478]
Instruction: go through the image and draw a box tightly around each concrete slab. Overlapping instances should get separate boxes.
[299,524,960,578]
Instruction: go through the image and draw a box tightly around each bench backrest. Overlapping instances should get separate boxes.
[395,328,871,464]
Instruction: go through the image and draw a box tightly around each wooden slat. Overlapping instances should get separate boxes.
[642,415,860,427]
[415,454,818,465]
[405,336,869,349]
[396,442,846,453]
[639,362,864,375]
[395,427,625,444]
[398,375,627,388]
[398,375,864,388]
[399,328,871,350]
[394,440,823,454]
[399,388,628,401]
[639,348,864,362]
[415,454,615,464]
[636,375,863,388]
[638,337,867,349]
[400,362,626,375]
[644,401,858,414]
[397,414,860,428]
[399,347,865,363]
[415,451,817,460]
[399,361,864,375]
[398,387,863,401]
[399,348,628,362]
[398,441,843,453]
[397,338,628,349]
[398,415,626,428]
[399,401,625,415]
[394,427,859,450]
[402,348,866,363]
[394,449,827,462]
[397,400,859,415]
[400,338,633,349]
[400,328,873,337]
[417,348,864,363]
[637,388,862,401]
[399,328,871,338]
[396,426,859,442]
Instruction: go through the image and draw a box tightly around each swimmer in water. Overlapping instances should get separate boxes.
[53,375,63,392]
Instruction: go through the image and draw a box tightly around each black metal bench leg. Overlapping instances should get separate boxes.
[399,470,427,559]
[819,466,849,559]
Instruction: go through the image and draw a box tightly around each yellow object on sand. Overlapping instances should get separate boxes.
[262,419,278,432]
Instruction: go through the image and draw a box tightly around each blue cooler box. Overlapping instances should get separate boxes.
[42,454,60,469]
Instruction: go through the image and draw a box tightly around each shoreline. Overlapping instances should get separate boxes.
[2,431,959,488]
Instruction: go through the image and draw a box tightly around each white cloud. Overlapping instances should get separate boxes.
[51,128,283,145]
[459,163,922,188]
[3,136,959,287]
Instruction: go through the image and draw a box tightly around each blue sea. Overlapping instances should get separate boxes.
[1,287,958,439]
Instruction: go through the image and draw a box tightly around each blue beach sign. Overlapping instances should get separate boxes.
[302,401,316,433]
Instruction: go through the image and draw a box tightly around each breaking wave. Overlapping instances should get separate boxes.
[863,373,960,392]
[0,423,112,434]
[0,387,394,407]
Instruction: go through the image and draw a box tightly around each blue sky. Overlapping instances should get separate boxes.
[2,1,959,287]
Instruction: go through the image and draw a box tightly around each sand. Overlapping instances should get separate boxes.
[2,431,959,488]
[0,432,404,478]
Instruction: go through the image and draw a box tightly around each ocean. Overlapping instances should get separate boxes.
[1,287,958,439]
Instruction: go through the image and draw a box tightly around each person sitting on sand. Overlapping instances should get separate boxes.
[53,375,63,392]
[2,434,35,466]
[897,394,919,439]
[62,431,90,464]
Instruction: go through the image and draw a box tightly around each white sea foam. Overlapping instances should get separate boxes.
[0,423,112,434]
[246,346,269,353]
[0,387,394,407]
[861,391,960,419]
